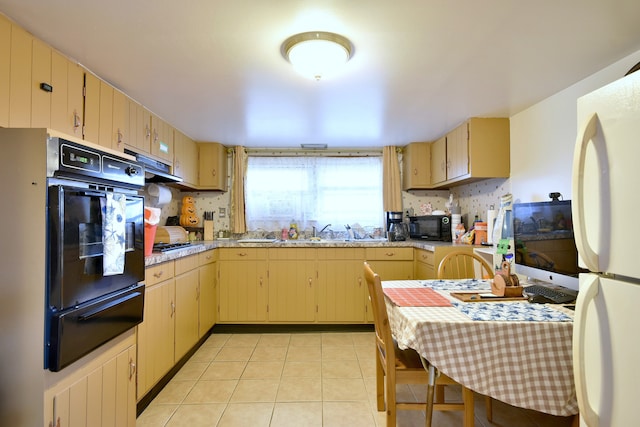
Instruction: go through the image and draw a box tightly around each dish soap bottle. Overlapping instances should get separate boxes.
[288,221,298,240]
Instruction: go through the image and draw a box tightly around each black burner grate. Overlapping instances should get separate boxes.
[152,242,192,253]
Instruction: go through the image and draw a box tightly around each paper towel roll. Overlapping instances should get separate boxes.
[486,209,497,244]
[147,184,172,207]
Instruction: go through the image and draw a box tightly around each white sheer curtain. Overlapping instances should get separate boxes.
[245,156,383,232]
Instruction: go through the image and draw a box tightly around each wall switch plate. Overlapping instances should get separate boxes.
[219,208,226,218]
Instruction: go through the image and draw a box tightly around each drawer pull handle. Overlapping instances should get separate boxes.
[385,252,395,257]
[153,271,164,279]
[238,253,248,257]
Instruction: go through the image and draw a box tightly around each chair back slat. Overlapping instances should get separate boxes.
[437,251,495,280]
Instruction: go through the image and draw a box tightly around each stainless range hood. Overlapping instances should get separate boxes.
[124,149,182,184]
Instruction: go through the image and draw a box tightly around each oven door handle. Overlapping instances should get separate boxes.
[76,190,106,198]
[77,291,142,321]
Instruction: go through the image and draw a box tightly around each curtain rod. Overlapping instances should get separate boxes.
[242,147,384,157]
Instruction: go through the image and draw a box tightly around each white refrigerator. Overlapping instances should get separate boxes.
[572,69,640,427]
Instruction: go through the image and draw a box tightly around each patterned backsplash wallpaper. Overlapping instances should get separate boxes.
[149,153,513,236]
[151,177,512,236]
[402,177,511,229]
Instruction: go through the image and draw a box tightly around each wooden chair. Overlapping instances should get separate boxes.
[364,262,474,427]
[437,250,495,280]
[436,250,494,421]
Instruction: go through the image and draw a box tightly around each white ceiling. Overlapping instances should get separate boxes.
[2,0,640,148]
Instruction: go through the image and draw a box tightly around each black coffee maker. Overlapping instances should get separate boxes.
[386,211,407,241]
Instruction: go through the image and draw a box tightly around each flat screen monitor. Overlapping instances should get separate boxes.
[512,200,587,290]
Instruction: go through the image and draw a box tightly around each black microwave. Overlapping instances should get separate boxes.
[408,215,452,241]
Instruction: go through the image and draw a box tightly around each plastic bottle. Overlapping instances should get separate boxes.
[288,221,298,239]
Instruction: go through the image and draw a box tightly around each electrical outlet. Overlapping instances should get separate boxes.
[219,208,226,218]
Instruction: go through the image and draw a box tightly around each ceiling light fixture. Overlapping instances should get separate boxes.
[282,31,353,81]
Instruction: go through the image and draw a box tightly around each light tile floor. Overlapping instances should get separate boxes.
[136,331,576,427]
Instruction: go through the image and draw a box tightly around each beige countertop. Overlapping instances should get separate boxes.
[145,239,478,267]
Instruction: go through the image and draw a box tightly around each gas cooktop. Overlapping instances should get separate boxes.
[152,242,192,253]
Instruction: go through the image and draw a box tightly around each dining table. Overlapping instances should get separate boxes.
[382,278,579,418]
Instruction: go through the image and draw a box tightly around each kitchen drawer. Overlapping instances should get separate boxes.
[175,253,199,275]
[316,247,365,260]
[145,261,175,286]
[415,249,435,265]
[199,249,217,265]
[268,247,316,260]
[219,247,268,261]
[365,247,413,261]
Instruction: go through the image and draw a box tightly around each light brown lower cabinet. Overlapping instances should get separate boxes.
[414,246,474,279]
[215,246,415,324]
[218,248,269,322]
[317,248,367,323]
[174,254,200,361]
[44,331,136,427]
[364,247,414,281]
[268,248,316,322]
[137,262,175,401]
[198,250,217,337]
[138,251,218,402]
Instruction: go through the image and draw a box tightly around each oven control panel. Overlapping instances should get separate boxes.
[49,137,144,188]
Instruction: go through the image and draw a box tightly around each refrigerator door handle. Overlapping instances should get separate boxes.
[572,113,600,271]
[573,274,600,427]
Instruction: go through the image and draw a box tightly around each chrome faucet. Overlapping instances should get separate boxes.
[314,224,332,238]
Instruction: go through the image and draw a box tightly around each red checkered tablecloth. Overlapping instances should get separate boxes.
[382,280,578,417]
[383,287,453,307]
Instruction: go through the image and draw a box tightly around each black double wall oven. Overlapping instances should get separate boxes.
[46,138,146,371]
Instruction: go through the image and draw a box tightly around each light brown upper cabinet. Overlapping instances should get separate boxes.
[125,100,152,155]
[50,51,83,137]
[173,129,198,187]
[97,81,114,149]
[150,113,174,164]
[111,88,129,152]
[198,142,228,191]
[83,71,100,144]
[31,38,51,129]
[402,142,431,190]
[0,14,10,127]
[9,23,32,128]
[430,117,510,188]
[430,136,447,185]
